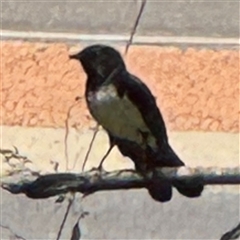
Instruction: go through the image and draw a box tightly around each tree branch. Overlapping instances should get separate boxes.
[220,222,240,240]
[1,166,239,199]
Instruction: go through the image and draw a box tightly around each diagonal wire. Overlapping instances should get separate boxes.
[125,0,147,55]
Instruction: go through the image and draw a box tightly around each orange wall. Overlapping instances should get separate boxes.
[1,41,239,132]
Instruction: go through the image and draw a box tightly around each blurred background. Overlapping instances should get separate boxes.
[1,1,239,239]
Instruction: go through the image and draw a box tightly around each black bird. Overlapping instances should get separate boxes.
[70,45,204,202]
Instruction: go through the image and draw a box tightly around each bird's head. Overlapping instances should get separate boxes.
[70,45,126,82]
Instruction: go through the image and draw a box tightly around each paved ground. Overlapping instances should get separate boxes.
[1,126,239,239]
[2,1,239,38]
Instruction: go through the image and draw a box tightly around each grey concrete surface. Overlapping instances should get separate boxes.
[0,188,239,239]
[1,1,239,38]
[1,126,239,239]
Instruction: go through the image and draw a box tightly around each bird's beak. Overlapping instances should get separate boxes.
[69,53,79,60]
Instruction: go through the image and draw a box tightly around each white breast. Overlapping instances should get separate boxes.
[87,85,157,149]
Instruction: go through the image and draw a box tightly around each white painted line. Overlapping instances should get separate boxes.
[1,30,239,45]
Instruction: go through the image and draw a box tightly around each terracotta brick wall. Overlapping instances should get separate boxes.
[1,41,239,132]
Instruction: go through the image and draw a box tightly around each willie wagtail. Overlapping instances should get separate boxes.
[70,44,204,202]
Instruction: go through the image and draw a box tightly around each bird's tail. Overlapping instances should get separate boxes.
[147,172,172,202]
[173,177,204,198]
[147,170,204,202]
[147,144,204,202]
[147,177,204,202]
[165,145,204,198]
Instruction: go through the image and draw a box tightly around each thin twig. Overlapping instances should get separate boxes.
[64,102,80,171]
[56,194,75,240]
[0,224,27,240]
[125,0,147,55]
[0,146,30,163]
[81,125,99,171]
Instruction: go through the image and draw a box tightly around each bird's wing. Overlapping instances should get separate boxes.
[114,72,168,147]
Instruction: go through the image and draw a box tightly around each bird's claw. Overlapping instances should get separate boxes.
[90,165,107,178]
[96,164,107,174]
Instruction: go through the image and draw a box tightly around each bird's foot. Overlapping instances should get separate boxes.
[95,164,107,174]
[90,165,107,179]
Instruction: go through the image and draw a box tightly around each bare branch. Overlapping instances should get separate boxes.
[1,166,239,199]
[220,223,240,240]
